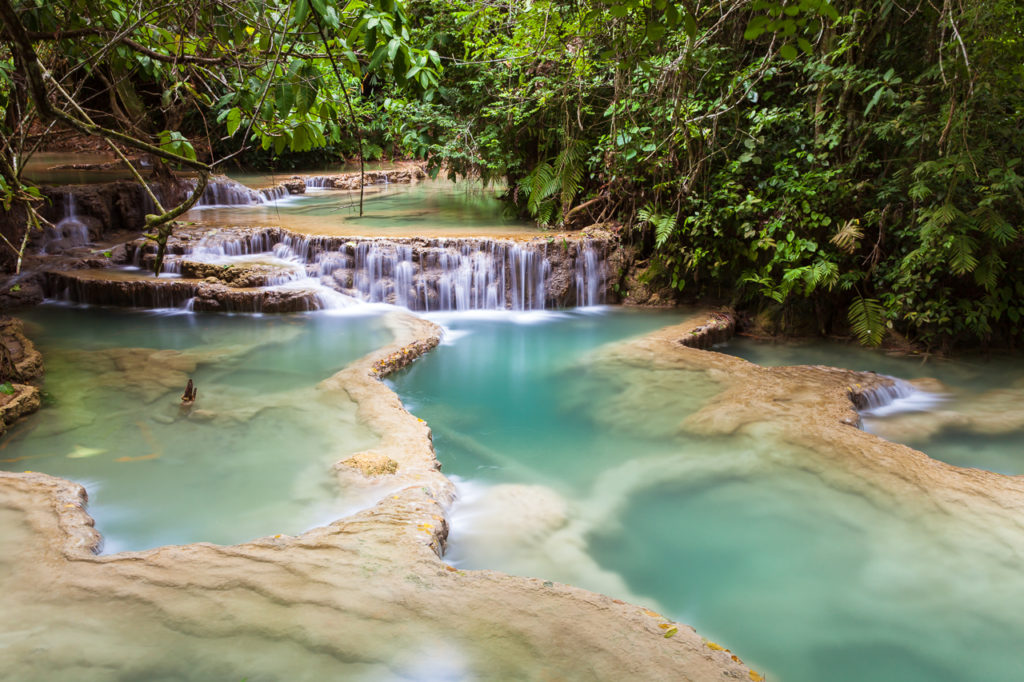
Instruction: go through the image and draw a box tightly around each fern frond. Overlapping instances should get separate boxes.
[830,219,863,253]
[654,213,677,247]
[948,234,978,275]
[973,252,1004,292]
[526,162,556,216]
[848,296,887,347]
[555,140,585,212]
[932,202,962,228]
[637,203,678,248]
[805,259,839,292]
[974,207,1018,246]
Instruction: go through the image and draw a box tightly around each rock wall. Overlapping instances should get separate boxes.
[0,317,44,438]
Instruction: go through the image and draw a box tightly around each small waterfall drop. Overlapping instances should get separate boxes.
[856,377,948,417]
[187,177,290,206]
[575,241,606,307]
[44,193,91,252]
[305,176,335,189]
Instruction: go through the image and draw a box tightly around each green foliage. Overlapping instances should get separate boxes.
[848,297,887,347]
[403,0,1023,348]
[3,0,1022,349]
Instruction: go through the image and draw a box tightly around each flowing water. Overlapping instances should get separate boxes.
[721,337,1024,475]
[0,305,392,552]
[392,313,1024,682]
[8,167,1024,680]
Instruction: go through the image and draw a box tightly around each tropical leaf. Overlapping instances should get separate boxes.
[974,207,1018,246]
[948,234,978,275]
[829,218,863,253]
[638,204,678,248]
[973,252,1004,292]
[848,296,887,347]
[555,139,585,212]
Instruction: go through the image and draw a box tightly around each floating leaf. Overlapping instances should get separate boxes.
[67,445,105,459]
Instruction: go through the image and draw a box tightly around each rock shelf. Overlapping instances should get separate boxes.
[0,309,760,681]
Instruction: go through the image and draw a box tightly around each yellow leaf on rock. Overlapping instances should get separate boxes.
[706,641,725,651]
[749,672,765,682]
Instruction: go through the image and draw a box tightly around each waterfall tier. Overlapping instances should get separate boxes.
[141,229,609,311]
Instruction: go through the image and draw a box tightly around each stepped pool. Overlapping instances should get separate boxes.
[6,169,1024,680]
[186,179,541,238]
[1,305,392,551]
[392,313,1024,682]
[2,304,1024,680]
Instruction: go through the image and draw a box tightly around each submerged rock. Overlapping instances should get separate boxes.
[339,451,399,476]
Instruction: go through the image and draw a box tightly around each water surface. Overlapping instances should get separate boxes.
[1,305,391,551]
[721,337,1024,474]
[187,180,540,238]
[393,312,1024,682]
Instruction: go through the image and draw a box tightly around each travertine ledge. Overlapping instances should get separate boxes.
[0,309,758,681]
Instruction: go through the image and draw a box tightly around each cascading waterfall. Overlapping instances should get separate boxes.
[178,231,607,312]
[43,193,91,252]
[185,177,290,206]
[855,377,948,418]
[305,176,335,189]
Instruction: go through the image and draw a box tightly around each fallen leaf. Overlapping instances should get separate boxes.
[67,445,105,459]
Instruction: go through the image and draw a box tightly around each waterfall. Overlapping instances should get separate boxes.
[178,230,610,311]
[43,193,91,252]
[259,185,289,203]
[185,177,291,206]
[856,377,948,417]
[575,240,606,307]
[305,176,335,189]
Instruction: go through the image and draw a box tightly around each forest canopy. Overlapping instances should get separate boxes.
[1,0,1022,350]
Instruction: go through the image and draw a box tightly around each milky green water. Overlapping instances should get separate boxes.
[393,312,1024,682]
[722,337,1024,475]
[187,179,539,237]
[1,305,391,551]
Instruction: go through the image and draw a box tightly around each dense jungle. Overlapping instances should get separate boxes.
[1,0,1022,350]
